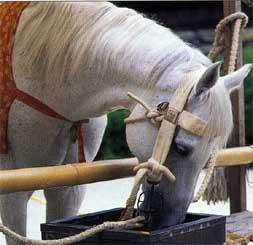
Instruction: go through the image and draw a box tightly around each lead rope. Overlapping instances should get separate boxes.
[192,141,220,202]
[0,216,144,245]
[0,12,248,245]
[208,12,248,70]
[207,11,249,245]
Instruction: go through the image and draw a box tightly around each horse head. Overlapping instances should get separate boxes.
[126,62,252,228]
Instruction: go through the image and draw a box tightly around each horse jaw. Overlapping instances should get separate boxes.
[140,154,204,229]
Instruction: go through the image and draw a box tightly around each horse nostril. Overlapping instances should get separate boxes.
[137,183,164,229]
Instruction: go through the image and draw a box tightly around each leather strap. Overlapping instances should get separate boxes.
[14,88,88,162]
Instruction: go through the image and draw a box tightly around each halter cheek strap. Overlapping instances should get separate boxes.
[121,71,209,220]
[125,79,207,138]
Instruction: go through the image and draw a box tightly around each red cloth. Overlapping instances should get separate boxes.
[0,2,86,162]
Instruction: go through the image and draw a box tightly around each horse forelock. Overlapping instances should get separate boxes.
[202,83,233,149]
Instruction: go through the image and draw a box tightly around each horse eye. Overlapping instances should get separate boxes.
[174,143,191,156]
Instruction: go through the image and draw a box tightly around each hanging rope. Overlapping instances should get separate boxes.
[204,12,248,204]
[192,142,219,202]
[208,12,248,71]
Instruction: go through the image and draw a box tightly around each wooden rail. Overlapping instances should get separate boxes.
[216,146,253,167]
[0,158,138,194]
[0,146,253,194]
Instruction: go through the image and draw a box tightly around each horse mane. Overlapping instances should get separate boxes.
[18,2,210,84]
[16,2,233,147]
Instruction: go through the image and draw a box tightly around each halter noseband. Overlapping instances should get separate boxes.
[121,70,219,221]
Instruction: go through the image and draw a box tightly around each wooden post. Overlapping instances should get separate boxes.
[223,0,247,213]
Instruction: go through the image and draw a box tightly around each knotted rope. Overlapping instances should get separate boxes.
[124,93,166,125]
[120,158,176,220]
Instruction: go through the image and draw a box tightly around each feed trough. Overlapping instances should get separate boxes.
[41,208,226,244]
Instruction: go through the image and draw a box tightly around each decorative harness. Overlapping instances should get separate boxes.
[0,2,87,162]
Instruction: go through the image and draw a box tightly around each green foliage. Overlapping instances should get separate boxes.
[96,46,253,160]
[243,45,253,144]
[95,110,132,160]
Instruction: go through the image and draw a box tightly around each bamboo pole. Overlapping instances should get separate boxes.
[216,146,253,167]
[0,158,139,194]
[0,146,253,194]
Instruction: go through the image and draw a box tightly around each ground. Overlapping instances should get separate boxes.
[1,171,253,244]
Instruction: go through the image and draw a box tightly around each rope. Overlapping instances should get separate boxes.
[192,142,219,202]
[0,216,144,244]
[120,158,176,220]
[205,12,248,203]
[125,92,164,125]
[208,12,248,68]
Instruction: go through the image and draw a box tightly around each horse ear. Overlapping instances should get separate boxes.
[194,62,222,96]
[222,64,253,93]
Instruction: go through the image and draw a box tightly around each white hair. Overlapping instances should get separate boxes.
[19,2,211,83]
[17,2,232,147]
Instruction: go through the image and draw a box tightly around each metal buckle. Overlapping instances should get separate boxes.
[165,107,180,124]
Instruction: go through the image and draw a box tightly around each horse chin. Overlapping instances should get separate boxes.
[149,208,186,230]
[140,184,187,230]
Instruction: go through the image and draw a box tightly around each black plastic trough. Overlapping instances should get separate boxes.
[41,208,226,244]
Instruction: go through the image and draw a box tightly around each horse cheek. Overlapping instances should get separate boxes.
[126,122,157,162]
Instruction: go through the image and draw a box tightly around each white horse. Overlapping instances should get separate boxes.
[0,2,252,244]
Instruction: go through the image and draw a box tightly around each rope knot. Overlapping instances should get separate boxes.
[125,92,166,125]
[147,158,163,183]
[145,110,164,124]
[134,158,176,184]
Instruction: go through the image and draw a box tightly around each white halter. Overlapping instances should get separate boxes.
[121,70,219,220]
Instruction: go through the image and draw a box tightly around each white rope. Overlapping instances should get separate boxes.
[192,142,219,202]
[0,216,145,244]
[120,158,176,221]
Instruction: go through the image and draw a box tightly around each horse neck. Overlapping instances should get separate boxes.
[71,3,210,115]
[14,2,210,121]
